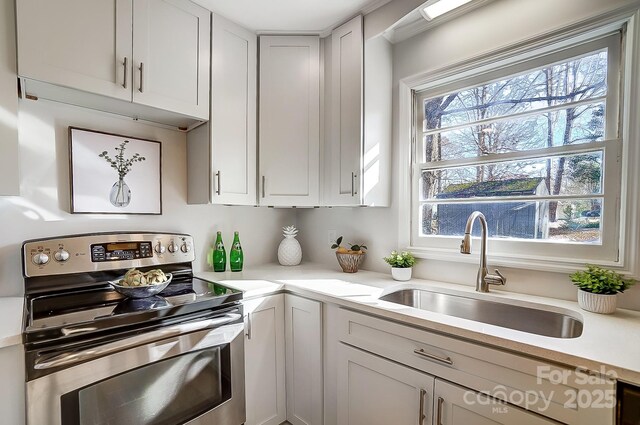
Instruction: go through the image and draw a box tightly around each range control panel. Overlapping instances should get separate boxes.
[23,232,195,278]
[90,241,153,262]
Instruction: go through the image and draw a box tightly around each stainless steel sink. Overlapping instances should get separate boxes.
[379,289,583,339]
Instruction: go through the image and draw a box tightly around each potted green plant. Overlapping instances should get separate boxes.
[383,251,416,281]
[331,236,367,273]
[570,265,635,314]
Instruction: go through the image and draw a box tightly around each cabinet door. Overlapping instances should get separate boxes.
[337,343,434,425]
[210,14,257,205]
[328,15,363,206]
[259,36,320,207]
[285,295,323,425]
[0,0,19,195]
[16,0,132,101]
[0,345,25,425]
[244,296,287,425]
[434,379,557,425]
[133,0,210,119]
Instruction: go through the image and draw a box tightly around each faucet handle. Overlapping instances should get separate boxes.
[486,268,506,286]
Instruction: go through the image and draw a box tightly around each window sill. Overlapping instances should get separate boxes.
[406,245,626,275]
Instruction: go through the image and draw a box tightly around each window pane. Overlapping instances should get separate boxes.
[419,199,602,243]
[419,151,603,201]
[421,103,605,162]
[423,50,608,132]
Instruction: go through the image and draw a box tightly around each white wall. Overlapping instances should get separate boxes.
[298,0,640,310]
[0,99,296,297]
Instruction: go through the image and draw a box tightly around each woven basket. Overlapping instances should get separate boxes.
[336,252,365,273]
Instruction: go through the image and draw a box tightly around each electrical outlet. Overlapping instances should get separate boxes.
[328,230,337,245]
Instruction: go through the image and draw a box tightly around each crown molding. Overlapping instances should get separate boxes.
[256,0,393,38]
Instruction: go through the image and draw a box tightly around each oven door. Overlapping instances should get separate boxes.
[27,313,245,425]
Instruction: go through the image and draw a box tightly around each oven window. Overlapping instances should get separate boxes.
[60,346,231,425]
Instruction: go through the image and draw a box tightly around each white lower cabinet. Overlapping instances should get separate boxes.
[245,298,593,425]
[337,343,435,425]
[332,307,615,425]
[336,343,556,425]
[434,379,556,425]
[243,294,323,425]
[0,345,25,425]
[284,294,323,425]
[243,295,287,425]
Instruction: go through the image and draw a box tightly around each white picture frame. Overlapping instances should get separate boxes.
[69,127,162,214]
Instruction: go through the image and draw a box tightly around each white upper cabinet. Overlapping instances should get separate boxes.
[324,16,391,207]
[211,14,257,205]
[0,0,19,196]
[187,13,257,205]
[259,36,320,207]
[16,0,133,101]
[16,0,210,126]
[328,15,363,206]
[132,0,210,119]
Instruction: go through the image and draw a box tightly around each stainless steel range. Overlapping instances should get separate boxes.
[22,232,245,425]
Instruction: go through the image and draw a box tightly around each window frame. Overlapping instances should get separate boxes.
[397,14,640,275]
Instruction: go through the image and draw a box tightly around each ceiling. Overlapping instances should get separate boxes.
[192,0,388,33]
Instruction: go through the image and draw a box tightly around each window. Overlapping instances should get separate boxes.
[411,33,623,265]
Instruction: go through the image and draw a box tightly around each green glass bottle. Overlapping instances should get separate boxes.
[213,231,226,272]
[229,231,243,272]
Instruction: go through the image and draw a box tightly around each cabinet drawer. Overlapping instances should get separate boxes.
[337,308,614,425]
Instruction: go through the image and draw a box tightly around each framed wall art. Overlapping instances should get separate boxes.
[69,127,162,214]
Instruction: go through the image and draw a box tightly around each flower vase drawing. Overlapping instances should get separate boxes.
[109,178,132,207]
[99,140,145,208]
[70,127,161,214]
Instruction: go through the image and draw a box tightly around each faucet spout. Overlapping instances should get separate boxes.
[459,211,505,292]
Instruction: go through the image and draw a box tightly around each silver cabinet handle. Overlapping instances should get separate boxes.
[122,57,128,89]
[419,389,427,425]
[35,313,241,370]
[138,62,144,93]
[215,171,221,195]
[413,348,453,366]
[246,312,252,340]
[351,172,357,196]
[261,176,265,198]
[353,172,357,195]
[437,397,444,425]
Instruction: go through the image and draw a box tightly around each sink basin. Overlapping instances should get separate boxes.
[379,289,583,339]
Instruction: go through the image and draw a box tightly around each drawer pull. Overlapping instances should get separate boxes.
[413,348,453,366]
[418,389,427,425]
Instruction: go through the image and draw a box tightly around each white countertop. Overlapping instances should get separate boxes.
[197,262,640,384]
[0,297,23,349]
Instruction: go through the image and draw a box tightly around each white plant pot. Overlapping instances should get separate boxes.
[391,267,412,281]
[278,236,302,266]
[577,289,617,314]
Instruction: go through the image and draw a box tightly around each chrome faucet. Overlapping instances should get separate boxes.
[460,211,506,293]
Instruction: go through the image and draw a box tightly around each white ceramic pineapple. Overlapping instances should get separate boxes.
[278,225,302,266]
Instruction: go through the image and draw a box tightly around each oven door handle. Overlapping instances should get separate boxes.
[35,313,242,370]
